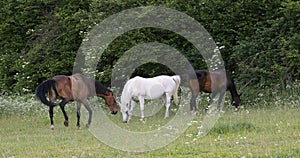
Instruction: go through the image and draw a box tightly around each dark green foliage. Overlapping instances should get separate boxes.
[0,0,91,93]
[232,0,300,88]
[0,0,299,94]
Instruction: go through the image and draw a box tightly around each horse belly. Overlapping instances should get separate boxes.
[145,84,165,99]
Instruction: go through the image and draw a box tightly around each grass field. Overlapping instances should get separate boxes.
[0,88,299,157]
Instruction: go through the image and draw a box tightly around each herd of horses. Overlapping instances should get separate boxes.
[35,70,241,129]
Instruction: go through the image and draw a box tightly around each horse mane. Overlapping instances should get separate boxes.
[188,70,208,80]
[94,80,111,95]
[195,70,207,78]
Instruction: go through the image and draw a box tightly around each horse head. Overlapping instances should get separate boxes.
[99,92,118,115]
[116,100,129,123]
[232,93,242,108]
[121,109,129,123]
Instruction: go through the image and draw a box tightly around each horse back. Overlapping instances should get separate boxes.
[122,76,163,99]
[193,70,227,93]
[124,76,148,95]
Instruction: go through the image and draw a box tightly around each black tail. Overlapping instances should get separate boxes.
[35,79,56,106]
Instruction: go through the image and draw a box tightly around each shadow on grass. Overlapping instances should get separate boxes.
[209,122,257,135]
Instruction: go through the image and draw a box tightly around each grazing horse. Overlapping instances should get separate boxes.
[189,70,241,112]
[120,75,181,123]
[35,73,118,129]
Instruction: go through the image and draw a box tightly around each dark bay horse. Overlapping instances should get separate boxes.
[35,73,118,129]
[189,70,241,112]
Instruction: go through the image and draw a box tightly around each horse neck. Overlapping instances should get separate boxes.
[121,85,131,103]
[94,80,110,96]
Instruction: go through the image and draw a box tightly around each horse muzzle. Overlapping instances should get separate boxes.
[111,109,118,115]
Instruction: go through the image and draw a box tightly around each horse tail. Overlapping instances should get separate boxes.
[172,75,181,105]
[35,79,57,106]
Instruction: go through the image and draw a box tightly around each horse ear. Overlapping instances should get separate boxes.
[238,93,243,97]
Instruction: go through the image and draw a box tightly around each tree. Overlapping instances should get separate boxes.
[0,0,91,93]
[0,0,299,93]
[232,0,300,88]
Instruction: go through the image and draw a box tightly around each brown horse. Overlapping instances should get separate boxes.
[189,70,241,112]
[35,73,118,129]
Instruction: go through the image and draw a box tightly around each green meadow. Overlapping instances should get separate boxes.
[1,87,299,157]
[1,1,299,157]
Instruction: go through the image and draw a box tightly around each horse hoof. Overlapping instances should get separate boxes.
[50,125,55,130]
[205,105,210,111]
[64,120,69,127]
[86,124,90,128]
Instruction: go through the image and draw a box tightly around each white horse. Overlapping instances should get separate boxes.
[120,75,181,123]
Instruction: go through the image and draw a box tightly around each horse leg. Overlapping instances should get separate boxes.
[128,99,136,122]
[49,106,54,130]
[49,90,56,130]
[164,94,171,119]
[59,99,69,127]
[76,102,81,128]
[82,100,92,128]
[190,91,199,111]
[217,90,226,111]
[189,79,199,112]
[138,96,145,121]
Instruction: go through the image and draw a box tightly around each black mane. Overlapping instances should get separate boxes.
[94,80,111,95]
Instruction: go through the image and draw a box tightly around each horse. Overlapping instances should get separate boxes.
[120,75,181,123]
[189,70,241,112]
[35,73,118,130]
